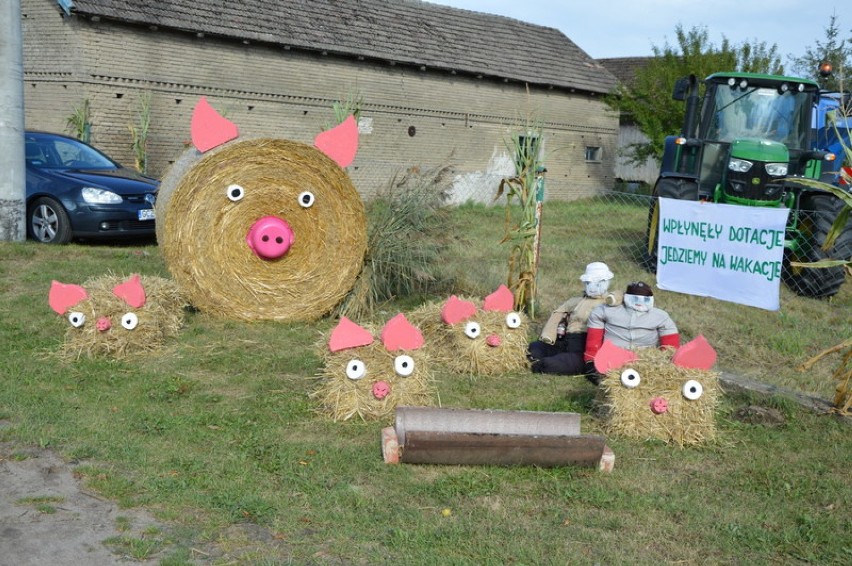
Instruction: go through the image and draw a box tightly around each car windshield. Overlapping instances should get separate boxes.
[704,85,811,149]
[25,135,118,170]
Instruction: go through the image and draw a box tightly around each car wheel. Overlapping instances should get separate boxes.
[28,197,73,244]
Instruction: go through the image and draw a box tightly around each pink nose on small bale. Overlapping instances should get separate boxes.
[372,381,391,400]
[486,334,502,347]
[246,216,295,260]
[650,397,669,414]
[96,317,111,332]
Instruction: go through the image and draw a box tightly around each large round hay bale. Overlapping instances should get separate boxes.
[156,138,367,322]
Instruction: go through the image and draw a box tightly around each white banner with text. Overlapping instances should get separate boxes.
[656,198,789,311]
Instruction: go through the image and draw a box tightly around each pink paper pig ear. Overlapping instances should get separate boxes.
[328,317,374,353]
[441,295,477,325]
[49,280,88,314]
[191,96,239,153]
[112,274,146,308]
[672,334,717,370]
[313,115,358,168]
[483,284,515,312]
[594,340,638,374]
[380,313,424,351]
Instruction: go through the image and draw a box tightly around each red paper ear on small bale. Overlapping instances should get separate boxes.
[112,274,147,308]
[381,313,424,351]
[594,340,638,374]
[482,284,514,312]
[329,316,374,353]
[672,335,716,369]
[49,281,89,315]
[441,295,477,325]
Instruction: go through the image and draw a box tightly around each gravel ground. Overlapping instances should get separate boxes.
[0,441,164,565]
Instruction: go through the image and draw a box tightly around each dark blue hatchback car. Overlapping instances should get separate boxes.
[25,131,159,243]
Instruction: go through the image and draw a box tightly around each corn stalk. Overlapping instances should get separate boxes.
[128,91,152,174]
[495,120,544,317]
[797,338,852,416]
[65,99,91,143]
[791,102,852,412]
[787,103,851,269]
[325,90,363,130]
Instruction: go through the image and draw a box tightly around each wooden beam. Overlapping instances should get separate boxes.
[399,430,608,468]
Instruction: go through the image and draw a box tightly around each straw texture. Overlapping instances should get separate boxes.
[408,298,531,376]
[597,347,720,446]
[57,274,187,359]
[157,138,367,321]
[312,329,437,422]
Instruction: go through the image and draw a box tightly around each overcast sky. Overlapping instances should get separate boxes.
[428,0,847,65]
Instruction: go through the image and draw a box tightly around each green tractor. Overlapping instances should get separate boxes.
[644,72,851,298]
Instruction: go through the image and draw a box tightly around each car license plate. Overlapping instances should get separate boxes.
[138,209,155,221]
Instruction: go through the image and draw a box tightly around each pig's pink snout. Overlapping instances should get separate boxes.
[96,317,111,332]
[486,334,501,347]
[372,381,391,400]
[650,397,669,414]
[246,216,294,260]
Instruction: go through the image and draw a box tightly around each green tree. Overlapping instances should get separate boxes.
[608,25,783,165]
[790,13,851,92]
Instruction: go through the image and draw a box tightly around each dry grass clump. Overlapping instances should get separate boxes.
[335,164,457,320]
[408,298,531,376]
[312,326,437,422]
[157,138,367,322]
[58,274,187,359]
[597,347,720,446]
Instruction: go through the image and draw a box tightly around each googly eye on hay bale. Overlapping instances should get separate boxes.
[312,314,437,422]
[594,335,721,446]
[408,284,530,376]
[48,274,187,359]
[156,97,367,322]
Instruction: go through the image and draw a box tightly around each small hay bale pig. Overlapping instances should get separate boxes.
[48,274,187,359]
[594,335,721,446]
[313,314,436,422]
[408,285,530,376]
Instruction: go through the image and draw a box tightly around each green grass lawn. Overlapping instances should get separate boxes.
[1,201,850,564]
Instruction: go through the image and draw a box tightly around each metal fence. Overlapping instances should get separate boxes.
[452,184,849,302]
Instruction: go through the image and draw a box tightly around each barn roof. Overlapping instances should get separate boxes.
[66,0,617,95]
[597,57,654,88]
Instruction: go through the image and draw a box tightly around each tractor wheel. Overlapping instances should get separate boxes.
[783,193,851,298]
[641,177,699,272]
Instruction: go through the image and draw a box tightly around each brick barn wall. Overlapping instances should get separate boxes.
[22,1,618,201]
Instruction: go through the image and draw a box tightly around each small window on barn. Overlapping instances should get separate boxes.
[585,146,602,162]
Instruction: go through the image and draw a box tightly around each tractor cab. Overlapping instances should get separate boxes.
[647,71,849,299]
[662,72,827,207]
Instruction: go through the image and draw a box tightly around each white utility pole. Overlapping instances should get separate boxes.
[0,0,26,241]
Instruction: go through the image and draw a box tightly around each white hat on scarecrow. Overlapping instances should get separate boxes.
[580,262,614,298]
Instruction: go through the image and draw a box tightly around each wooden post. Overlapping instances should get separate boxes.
[384,407,615,471]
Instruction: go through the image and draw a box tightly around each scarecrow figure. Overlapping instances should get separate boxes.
[584,281,680,384]
[528,262,621,375]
